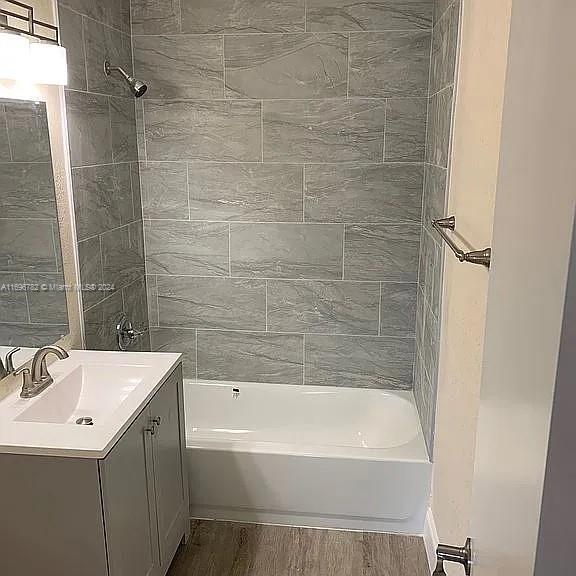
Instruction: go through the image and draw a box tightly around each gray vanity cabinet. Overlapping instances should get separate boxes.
[0,364,189,576]
[148,375,187,570]
[100,366,188,576]
[100,407,160,576]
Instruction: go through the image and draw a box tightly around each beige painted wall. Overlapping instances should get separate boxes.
[431,0,513,560]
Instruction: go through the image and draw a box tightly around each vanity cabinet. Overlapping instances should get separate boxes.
[0,364,189,576]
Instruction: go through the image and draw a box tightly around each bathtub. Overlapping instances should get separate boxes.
[184,381,432,534]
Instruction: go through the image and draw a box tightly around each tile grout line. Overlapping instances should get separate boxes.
[378,282,383,336]
[147,325,417,340]
[302,334,306,385]
[130,29,434,39]
[346,32,351,99]
[228,223,232,276]
[195,328,199,380]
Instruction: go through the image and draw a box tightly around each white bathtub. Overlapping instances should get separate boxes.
[184,381,432,534]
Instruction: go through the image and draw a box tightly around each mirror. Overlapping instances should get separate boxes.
[0,98,69,370]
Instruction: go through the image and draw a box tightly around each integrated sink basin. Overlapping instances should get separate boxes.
[15,364,150,425]
[0,350,181,458]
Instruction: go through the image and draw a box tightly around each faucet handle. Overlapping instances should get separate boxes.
[15,367,33,398]
[5,347,21,374]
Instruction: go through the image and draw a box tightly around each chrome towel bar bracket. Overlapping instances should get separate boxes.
[432,216,492,268]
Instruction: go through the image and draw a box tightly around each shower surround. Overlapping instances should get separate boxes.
[133,0,435,392]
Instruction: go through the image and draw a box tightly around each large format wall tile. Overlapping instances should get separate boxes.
[224,33,348,99]
[157,276,266,330]
[77,236,104,310]
[151,327,197,379]
[429,0,460,95]
[344,224,420,281]
[4,101,51,162]
[0,105,10,161]
[385,99,428,161]
[433,0,452,24]
[145,100,262,162]
[134,35,224,99]
[110,97,138,163]
[0,163,56,219]
[305,334,415,388]
[83,17,133,97]
[72,164,134,241]
[144,221,229,276]
[0,221,58,273]
[188,163,303,222]
[0,323,68,348]
[58,6,87,91]
[181,0,305,34]
[100,225,144,290]
[305,163,423,223]
[267,280,380,335]
[426,86,453,168]
[349,31,431,98]
[423,163,447,227]
[380,282,417,337]
[307,0,433,32]
[0,273,28,323]
[84,291,124,350]
[197,330,304,384]
[123,276,149,334]
[25,273,69,325]
[263,99,386,163]
[230,223,344,279]
[141,162,189,219]
[65,91,112,167]
[131,0,181,35]
[60,0,130,33]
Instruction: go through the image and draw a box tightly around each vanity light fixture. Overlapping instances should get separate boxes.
[0,1,67,86]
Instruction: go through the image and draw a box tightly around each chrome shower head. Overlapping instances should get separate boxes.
[104,60,148,98]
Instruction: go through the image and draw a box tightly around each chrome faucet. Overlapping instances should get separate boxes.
[16,345,69,399]
[0,347,20,380]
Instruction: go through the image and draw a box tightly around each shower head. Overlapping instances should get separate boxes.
[104,60,148,98]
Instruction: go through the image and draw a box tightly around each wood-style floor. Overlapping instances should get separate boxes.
[168,520,430,576]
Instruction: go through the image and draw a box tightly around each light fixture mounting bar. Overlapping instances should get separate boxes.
[0,0,59,44]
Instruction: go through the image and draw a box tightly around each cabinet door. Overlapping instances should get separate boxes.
[100,407,160,576]
[150,371,187,570]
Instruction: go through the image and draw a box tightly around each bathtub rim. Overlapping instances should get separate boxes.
[184,379,430,463]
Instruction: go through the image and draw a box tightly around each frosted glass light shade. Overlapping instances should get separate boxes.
[0,32,30,81]
[29,42,68,86]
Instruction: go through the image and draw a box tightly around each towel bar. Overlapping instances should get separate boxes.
[432,216,491,268]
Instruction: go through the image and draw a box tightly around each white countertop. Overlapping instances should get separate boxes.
[0,350,181,459]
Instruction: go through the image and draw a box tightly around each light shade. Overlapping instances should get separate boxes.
[29,42,68,86]
[0,32,30,81]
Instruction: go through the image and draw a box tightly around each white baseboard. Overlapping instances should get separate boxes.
[423,508,439,574]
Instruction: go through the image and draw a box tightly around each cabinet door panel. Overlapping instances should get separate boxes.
[150,370,187,569]
[100,407,160,576]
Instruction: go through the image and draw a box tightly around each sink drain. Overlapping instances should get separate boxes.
[76,416,94,426]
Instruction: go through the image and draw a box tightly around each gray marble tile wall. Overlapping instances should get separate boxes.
[0,101,69,347]
[414,0,462,456]
[58,0,150,351]
[132,0,435,388]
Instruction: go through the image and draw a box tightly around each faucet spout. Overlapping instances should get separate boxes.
[31,345,69,384]
[19,345,70,398]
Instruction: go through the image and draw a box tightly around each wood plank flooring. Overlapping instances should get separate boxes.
[168,520,430,576]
